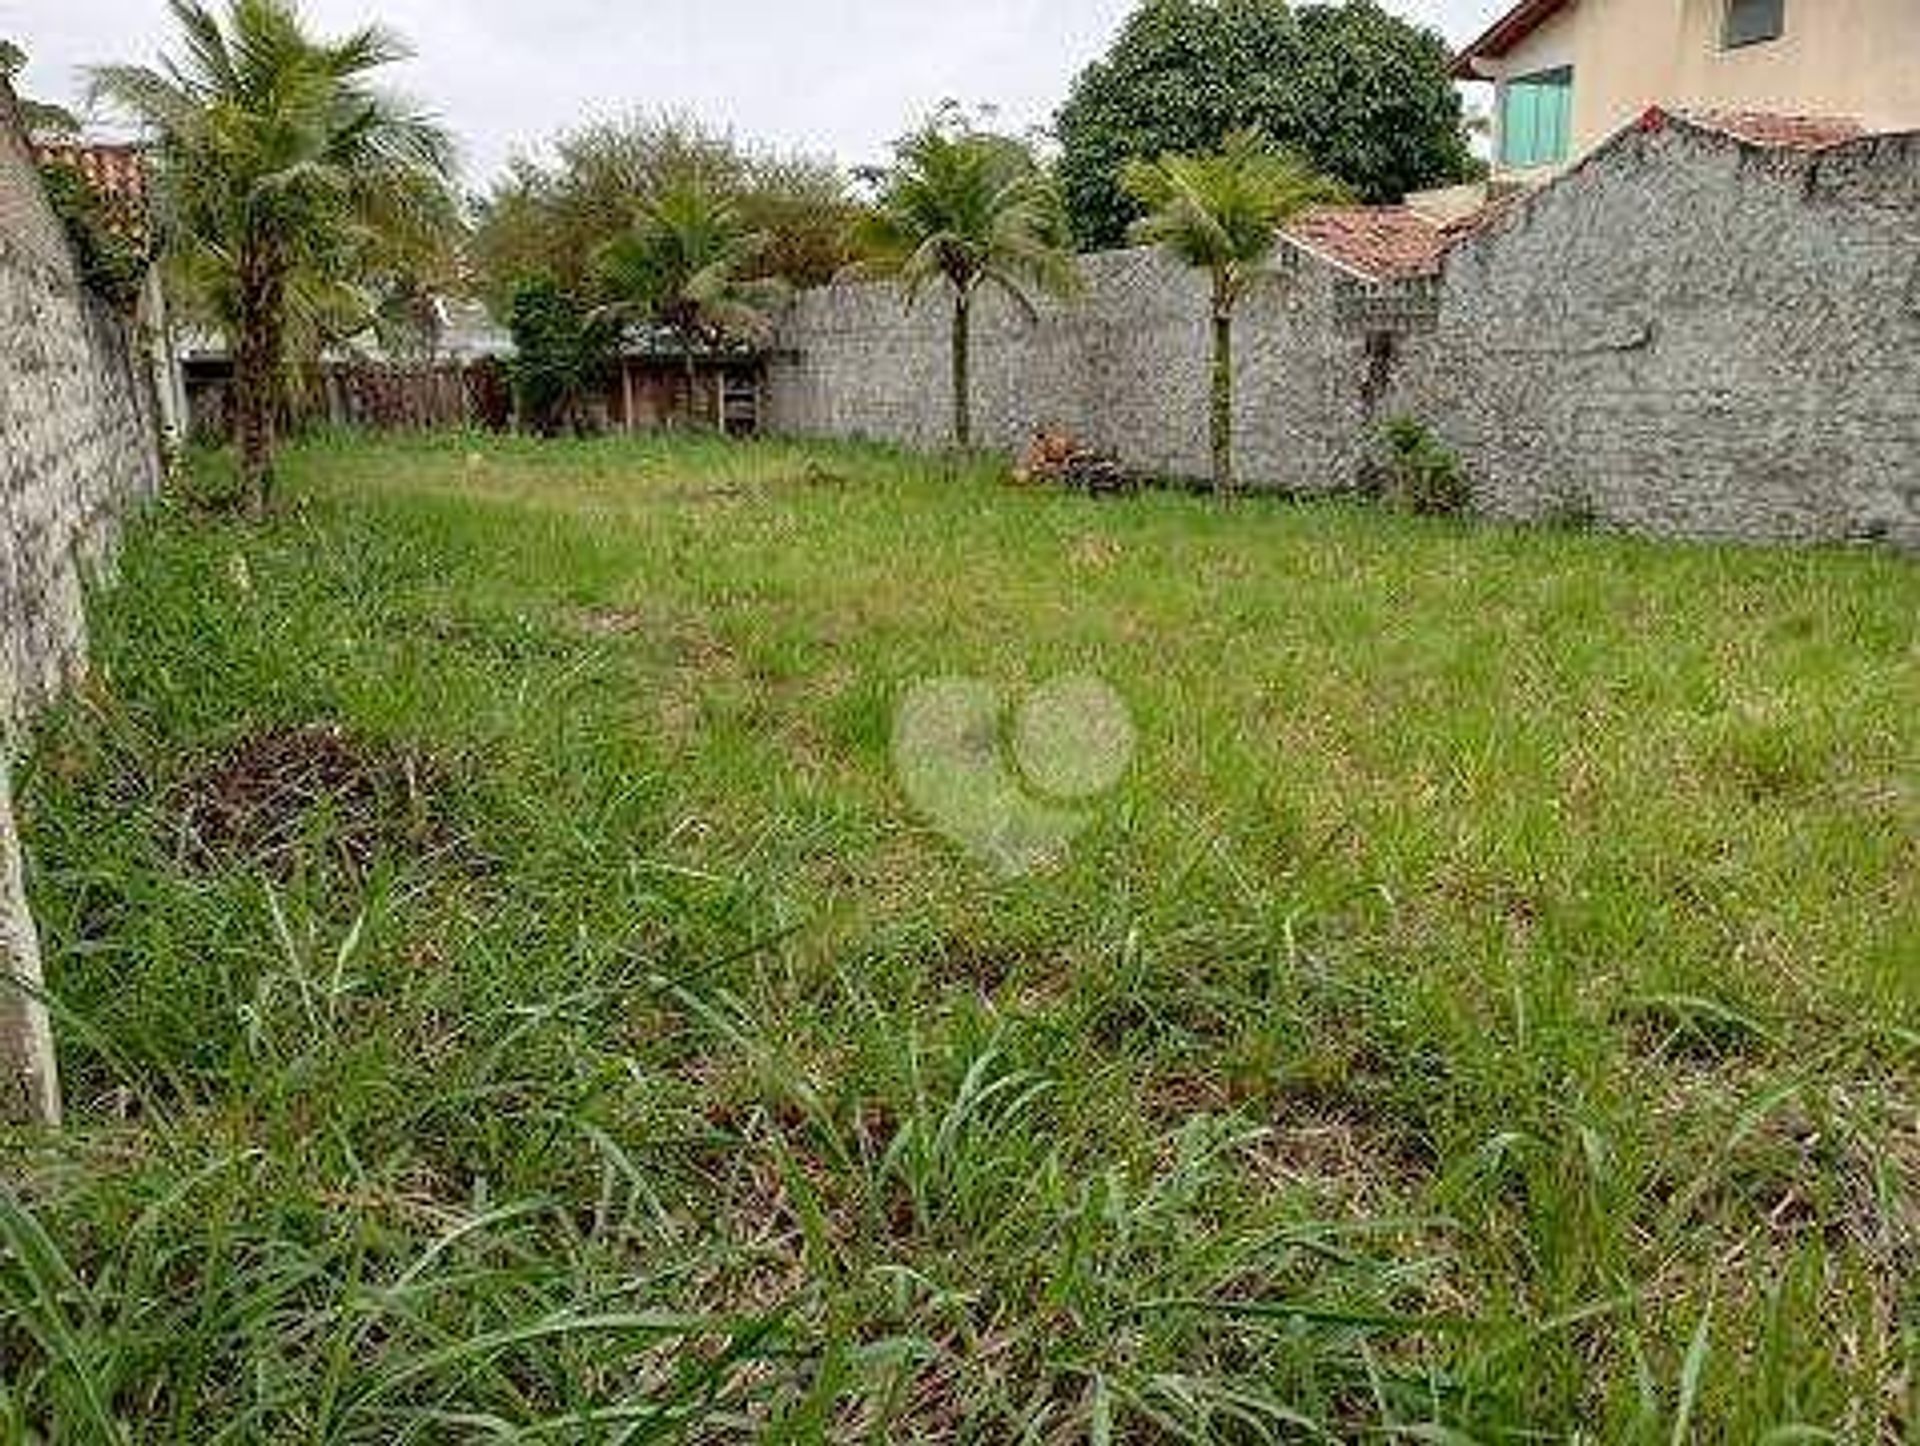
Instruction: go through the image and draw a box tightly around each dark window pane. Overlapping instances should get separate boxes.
[1726,0,1785,48]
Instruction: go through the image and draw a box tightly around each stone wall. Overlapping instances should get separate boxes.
[0,86,161,1123]
[768,116,1920,549]
[1390,122,1920,546]
[767,244,1389,495]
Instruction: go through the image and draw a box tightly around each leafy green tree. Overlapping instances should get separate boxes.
[1058,0,1476,250]
[851,122,1079,451]
[472,114,861,313]
[507,277,616,435]
[89,0,454,515]
[1124,129,1344,498]
[595,181,788,429]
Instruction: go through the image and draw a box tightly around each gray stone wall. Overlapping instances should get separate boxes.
[768,120,1920,549]
[0,99,159,730]
[1391,123,1920,547]
[0,87,161,1123]
[766,248,1388,495]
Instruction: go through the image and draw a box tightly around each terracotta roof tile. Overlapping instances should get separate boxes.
[1671,109,1868,151]
[1284,206,1448,282]
[30,140,150,244]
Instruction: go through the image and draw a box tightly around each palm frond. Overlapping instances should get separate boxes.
[1125,129,1348,301]
[853,122,1079,310]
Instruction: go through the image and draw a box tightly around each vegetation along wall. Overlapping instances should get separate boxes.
[0,86,161,1123]
[768,115,1920,550]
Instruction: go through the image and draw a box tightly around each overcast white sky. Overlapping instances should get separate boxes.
[4,0,1500,190]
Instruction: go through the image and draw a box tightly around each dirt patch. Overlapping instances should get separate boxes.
[568,605,648,638]
[172,724,458,878]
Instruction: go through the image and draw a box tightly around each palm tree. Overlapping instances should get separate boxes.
[851,123,1079,452]
[1123,130,1345,499]
[595,181,788,430]
[90,0,454,515]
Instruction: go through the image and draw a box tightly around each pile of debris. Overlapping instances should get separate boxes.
[1012,428,1144,498]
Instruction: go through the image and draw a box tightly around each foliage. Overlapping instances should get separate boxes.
[34,160,148,307]
[1,38,81,135]
[598,183,788,349]
[471,113,861,311]
[10,431,1917,1437]
[851,117,1080,448]
[1057,0,1481,249]
[88,0,456,513]
[1379,415,1471,515]
[506,277,617,435]
[1122,129,1344,299]
[1124,130,1344,496]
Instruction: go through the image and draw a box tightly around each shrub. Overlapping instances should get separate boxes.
[36,161,147,309]
[506,279,616,436]
[1379,416,1470,516]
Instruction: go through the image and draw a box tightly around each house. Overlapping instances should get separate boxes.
[1452,0,1920,177]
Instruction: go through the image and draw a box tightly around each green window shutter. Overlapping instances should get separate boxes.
[1544,74,1569,161]
[1501,68,1574,167]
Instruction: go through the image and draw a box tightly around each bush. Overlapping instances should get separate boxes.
[506,279,617,436]
[1379,416,1470,516]
[37,161,148,309]
[1056,0,1481,250]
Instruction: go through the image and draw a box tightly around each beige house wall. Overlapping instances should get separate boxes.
[1479,0,1920,170]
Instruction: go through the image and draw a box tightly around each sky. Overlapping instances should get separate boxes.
[5,0,1501,190]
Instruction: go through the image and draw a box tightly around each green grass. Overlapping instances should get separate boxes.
[4,430,1916,1441]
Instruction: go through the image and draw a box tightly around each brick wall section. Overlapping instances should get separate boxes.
[768,118,1920,549]
[0,85,161,1123]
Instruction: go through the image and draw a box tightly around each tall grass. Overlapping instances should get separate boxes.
[3,431,1914,1439]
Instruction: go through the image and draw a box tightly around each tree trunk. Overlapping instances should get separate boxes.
[232,257,285,519]
[683,345,698,432]
[1210,299,1235,502]
[951,289,972,452]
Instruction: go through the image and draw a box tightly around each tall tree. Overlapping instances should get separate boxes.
[90,0,454,515]
[851,121,1079,451]
[471,114,861,313]
[1058,0,1476,250]
[595,181,789,428]
[1124,129,1344,498]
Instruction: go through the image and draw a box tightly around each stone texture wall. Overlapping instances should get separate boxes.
[0,87,161,1123]
[767,247,1390,495]
[0,100,158,729]
[768,119,1920,549]
[1390,123,1920,547]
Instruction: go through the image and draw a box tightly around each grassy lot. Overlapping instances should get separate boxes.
[5,432,1916,1441]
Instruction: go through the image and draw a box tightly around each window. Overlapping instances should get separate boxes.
[1500,67,1574,169]
[1725,0,1785,48]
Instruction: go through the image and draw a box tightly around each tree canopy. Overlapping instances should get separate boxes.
[90,0,456,512]
[597,182,787,351]
[471,114,861,311]
[1056,0,1479,250]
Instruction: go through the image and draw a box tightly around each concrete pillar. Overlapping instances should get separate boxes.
[0,755,59,1127]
